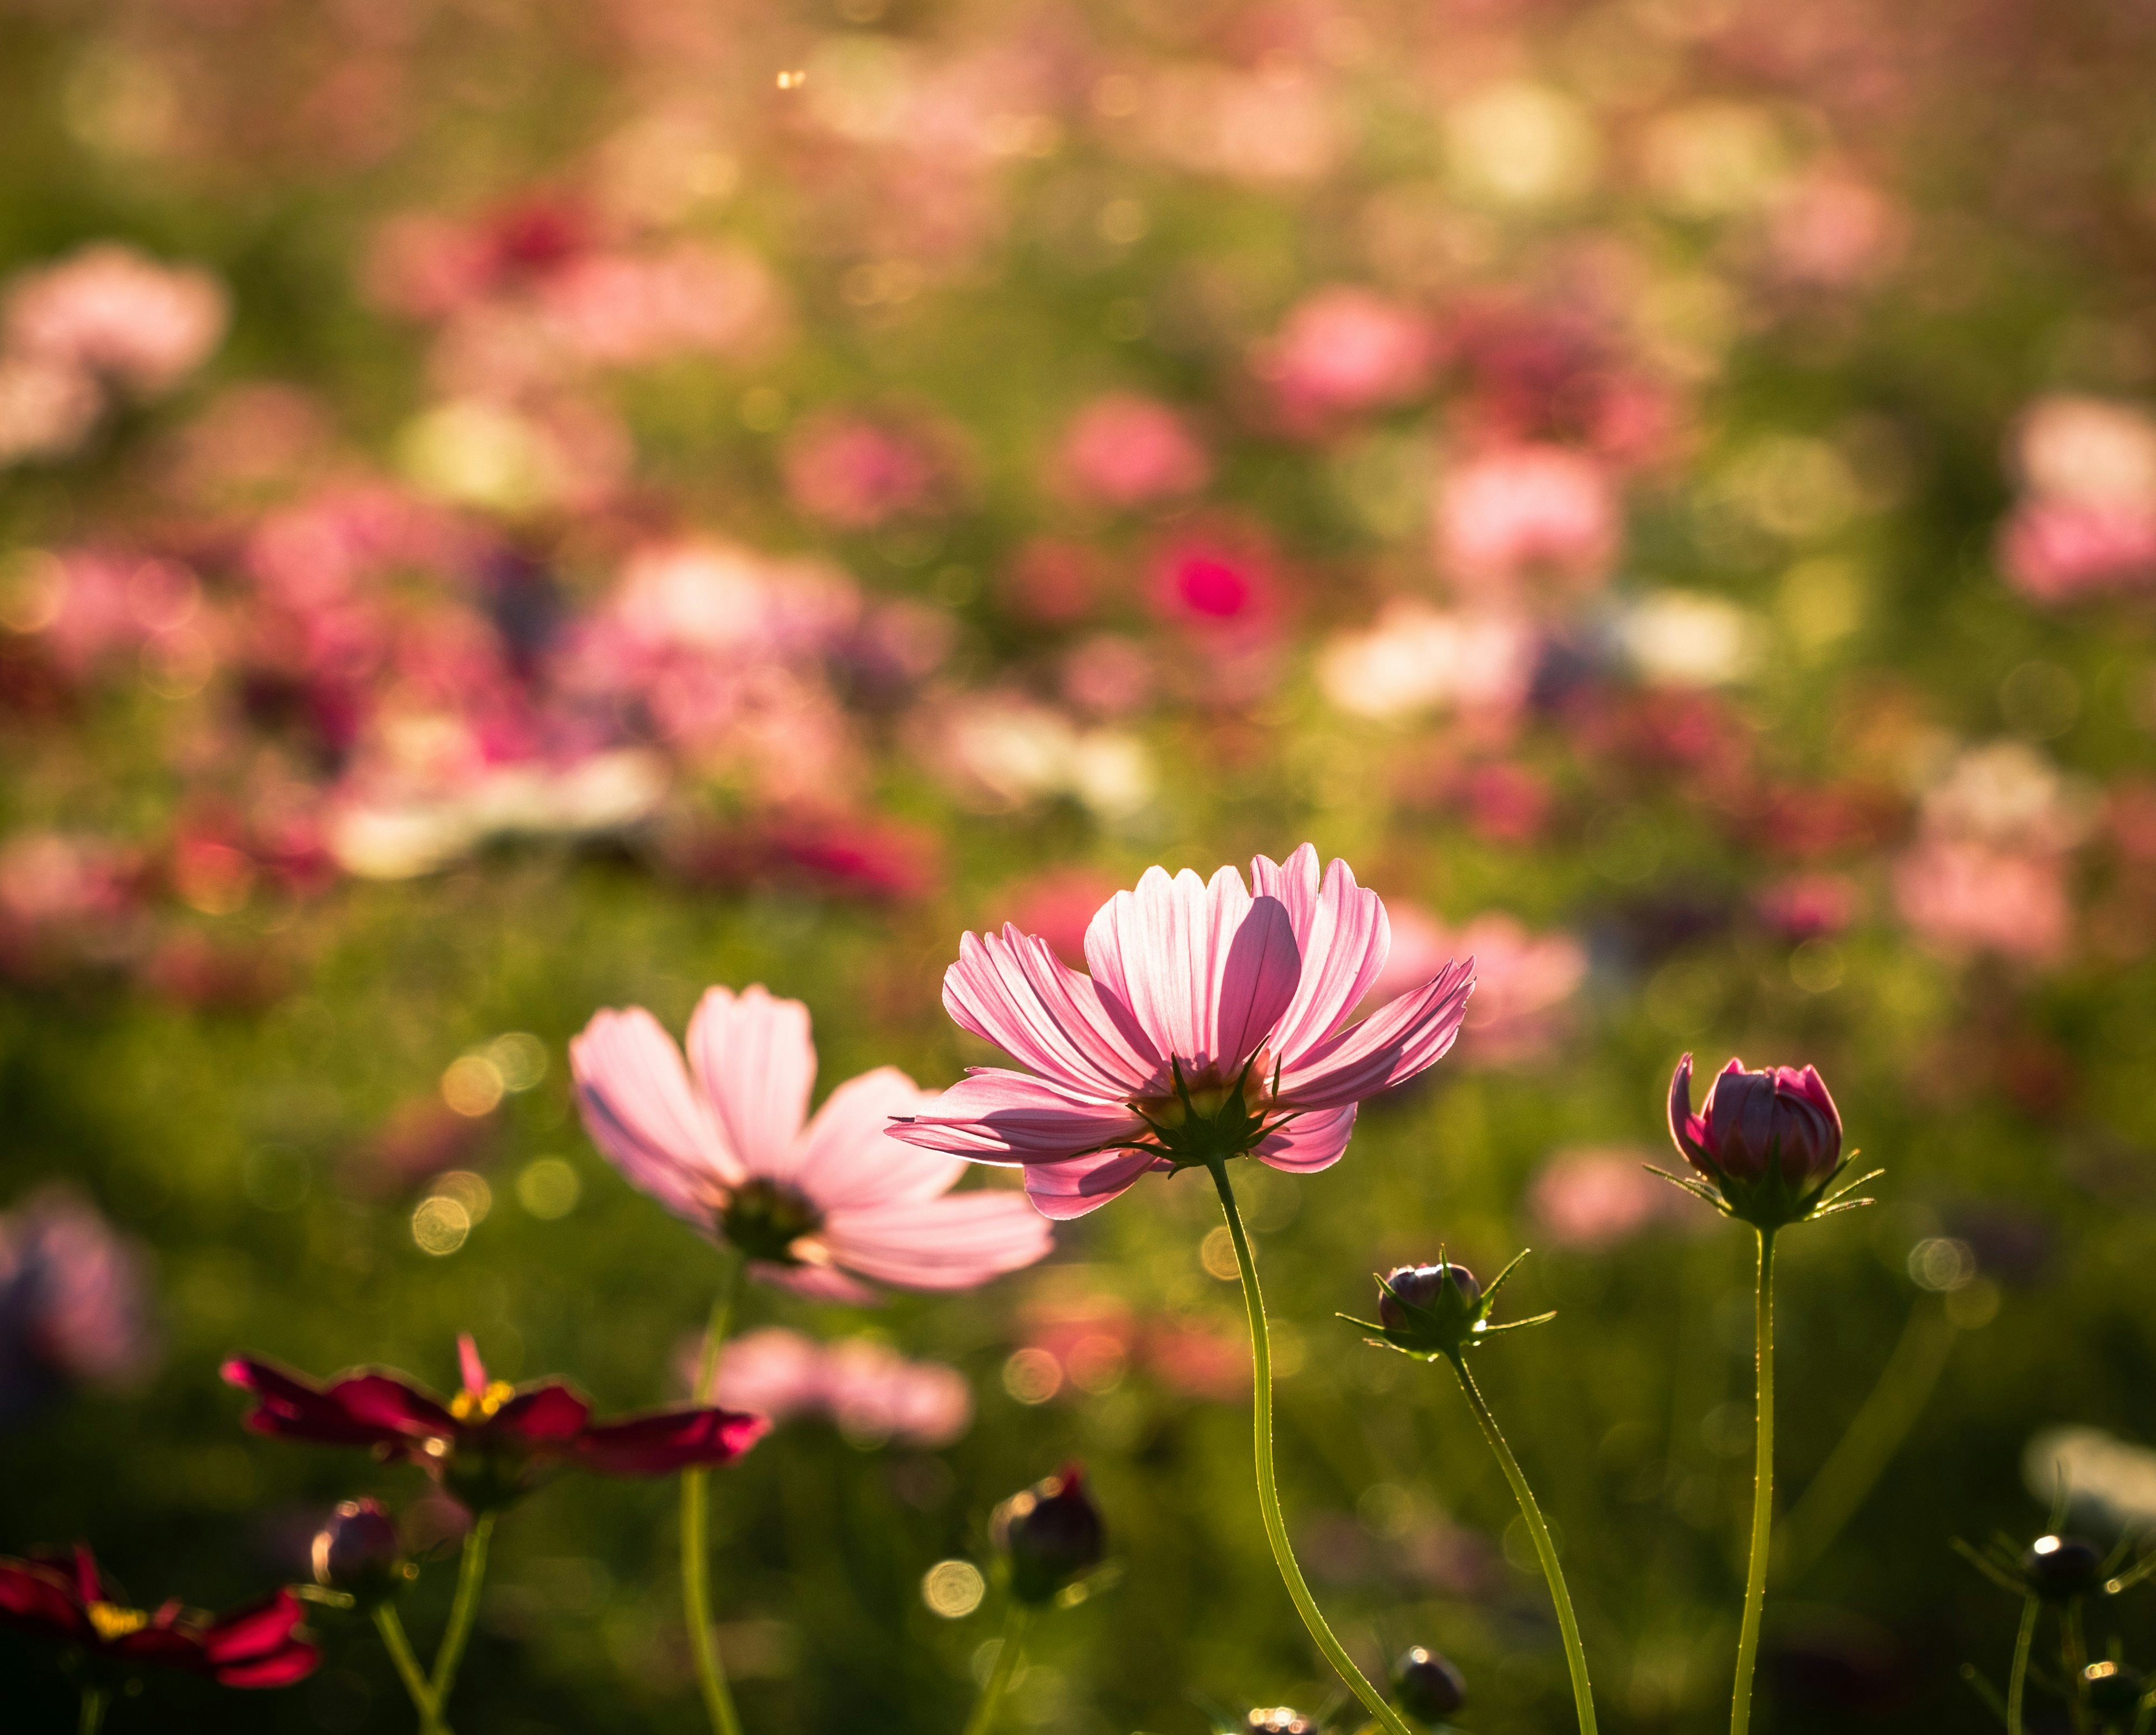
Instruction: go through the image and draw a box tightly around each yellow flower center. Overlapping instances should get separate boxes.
[88,1601,149,1642]
[450,1380,517,1421]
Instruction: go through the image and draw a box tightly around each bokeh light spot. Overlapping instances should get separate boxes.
[441,1055,505,1118]
[1199,1226,1240,1280]
[517,1158,582,1220]
[1001,1347,1062,1404]
[921,1559,984,1618]
[412,1196,471,1256]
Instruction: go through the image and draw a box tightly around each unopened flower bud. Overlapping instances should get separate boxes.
[1378,1264,1480,1331]
[311,1499,409,1604]
[1668,1054,1848,1228]
[2084,1659,2145,1722]
[992,1464,1104,1605]
[2022,1533,2104,1601]
[1394,1646,1467,1722]
[1245,1710,1318,1735]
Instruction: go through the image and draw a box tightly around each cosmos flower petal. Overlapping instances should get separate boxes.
[1084,864,1261,1068]
[944,926,1160,1096]
[686,985,817,1180]
[492,1381,593,1445]
[221,1357,411,1449]
[1273,958,1475,1108]
[0,1557,92,1641]
[750,1261,881,1304]
[821,1191,1056,1288]
[1249,846,1391,1063]
[570,1008,739,1224]
[325,1371,459,1439]
[575,1406,768,1475]
[1215,894,1302,1073]
[794,1066,966,1211]
[886,1068,1146,1161]
[1253,1102,1358,1173]
[1018,1148,1168,1219]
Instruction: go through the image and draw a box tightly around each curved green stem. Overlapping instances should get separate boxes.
[2007,1595,2038,1735]
[683,1256,745,1735]
[374,1603,444,1732]
[1731,1229,1776,1735]
[1205,1159,1413,1735]
[428,1511,494,1726]
[1448,1355,1598,1733]
[960,1601,1034,1735]
[2062,1600,2093,1735]
[78,1688,107,1735]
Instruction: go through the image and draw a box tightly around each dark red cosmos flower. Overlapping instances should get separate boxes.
[223,1334,767,1512]
[0,1545,316,1687]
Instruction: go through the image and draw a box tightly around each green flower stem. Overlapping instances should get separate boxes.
[1730,1228,1776,1735]
[77,1688,107,1735]
[1205,1158,1413,1735]
[683,1257,745,1735]
[374,1603,444,1732]
[428,1510,494,1728]
[1446,1354,1598,1734]
[960,1601,1034,1735]
[2007,1594,2038,1735]
[2062,1600,2093,1735]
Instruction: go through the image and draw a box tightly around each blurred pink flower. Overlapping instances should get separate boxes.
[1143,1318,1247,1402]
[0,833,141,932]
[7,550,214,689]
[1134,63,1345,186]
[1001,539,1105,628]
[573,984,1053,1301]
[1527,1148,1697,1250]
[1765,168,1907,287]
[704,1327,974,1449]
[1061,634,1155,718]
[993,867,1129,968]
[1998,500,2156,602]
[783,413,963,530]
[0,1185,159,1423]
[533,241,784,368]
[0,356,101,464]
[1052,392,1211,509]
[4,244,227,399]
[1257,286,1438,425]
[1893,837,2071,965]
[1757,872,1861,940]
[1372,906,1584,1068]
[1435,444,1619,599]
[890,844,1475,1218]
[1148,530,1282,639]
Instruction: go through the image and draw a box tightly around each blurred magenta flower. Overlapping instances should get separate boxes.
[0,1545,316,1688]
[1256,286,1438,427]
[707,1327,973,1449]
[0,1184,158,1425]
[572,984,1051,1298]
[1668,1055,1848,1226]
[1528,1148,1698,1250]
[1435,443,1619,601]
[1148,530,1282,639]
[890,844,1474,1217]
[223,1333,766,1511]
[1052,392,1210,510]
[782,411,965,530]
[1756,872,1861,941]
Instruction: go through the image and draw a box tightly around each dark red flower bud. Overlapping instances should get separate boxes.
[1668,1054,1846,1227]
[1394,1646,1467,1722]
[2022,1533,2104,1601]
[991,1464,1104,1605]
[1378,1264,1479,1331]
[310,1500,409,1604]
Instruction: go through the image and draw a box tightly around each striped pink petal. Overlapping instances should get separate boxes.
[793,1066,963,1212]
[887,1068,1146,1160]
[821,1191,1054,1289]
[570,1008,738,1226]
[1254,1103,1358,1173]
[1019,1147,1172,1219]
[1249,846,1391,1064]
[1275,958,1476,1109]
[943,926,1161,1096]
[686,986,816,1180]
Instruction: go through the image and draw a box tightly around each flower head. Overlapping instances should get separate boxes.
[310,1499,410,1605]
[223,1334,766,1512]
[991,1464,1106,1605]
[0,1545,316,1689]
[1394,1646,1468,1723]
[890,845,1474,1219]
[1665,1054,1866,1230]
[1345,1251,1551,1361]
[572,985,1052,1301]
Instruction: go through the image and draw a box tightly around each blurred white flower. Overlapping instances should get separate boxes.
[2012,395,2156,509]
[1445,83,1600,209]
[2025,1426,2156,1531]
[1315,601,1538,721]
[1615,590,1765,686]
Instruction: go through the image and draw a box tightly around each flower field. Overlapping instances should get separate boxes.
[2,0,2155,1731]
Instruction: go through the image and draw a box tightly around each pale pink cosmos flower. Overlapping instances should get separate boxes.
[1527,1148,1698,1251]
[4,244,227,399]
[702,1327,974,1449]
[1371,906,1584,1068]
[1435,443,1619,601]
[1052,392,1211,510]
[1257,286,1438,424]
[1893,837,2071,965]
[572,985,1052,1301]
[889,845,1476,1219]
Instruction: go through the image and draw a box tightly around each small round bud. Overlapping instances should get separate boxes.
[2084,1659,2145,1721]
[312,1499,409,1604]
[1245,1711,1318,1735]
[1394,1646,1467,1722]
[991,1464,1104,1605]
[2022,1534,2104,1601]
[1378,1264,1479,1331]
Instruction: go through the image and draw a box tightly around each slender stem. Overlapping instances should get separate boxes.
[374,1603,442,1732]
[78,1688,107,1735]
[428,1511,494,1725]
[2132,1683,2154,1735]
[2007,1595,2038,1735]
[1205,1159,1414,1735]
[1774,1296,1958,1583]
[683,1256,746,1735]
[960,1602,1035,1735]
[2062,1600,2093,1735]
[1449,1355,1598,1733]
[1730,1229,1776,1735]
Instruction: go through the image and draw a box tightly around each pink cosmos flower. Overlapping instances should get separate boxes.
[1998,499,2156,603]
[1528,1148,1698,1250]
[3,244,228,399]
[889,845,1476,1219]
[1668,1055,1843,1202]
[707,1327,973,1449]
[571,985,1052,1300]
[782,413,962,531]
[1052,392,1211,510]
[1372,907,1584,1068]
[1435,443,1619,601]
[1893,838,2071,964]
[1257,286,1438,425]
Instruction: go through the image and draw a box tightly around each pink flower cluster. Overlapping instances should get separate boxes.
[704,1327,972,1449]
